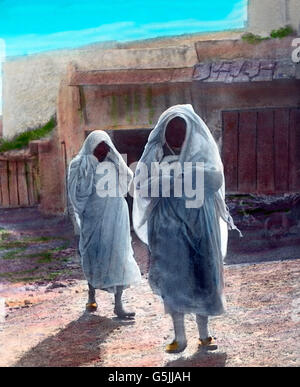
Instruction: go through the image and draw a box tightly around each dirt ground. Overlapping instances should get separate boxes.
[0,207,299,367]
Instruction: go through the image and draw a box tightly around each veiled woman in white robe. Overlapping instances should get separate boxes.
[68,130,141,316]
[133,105,240,351]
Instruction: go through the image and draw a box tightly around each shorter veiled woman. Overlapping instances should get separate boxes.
[68,130,141,318]
[133,105,241,352]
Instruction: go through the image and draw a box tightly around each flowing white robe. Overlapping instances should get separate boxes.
[133,105,241,314]
[68,130,141,292]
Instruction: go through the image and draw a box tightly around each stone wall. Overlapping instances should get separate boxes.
[248,0,300,36]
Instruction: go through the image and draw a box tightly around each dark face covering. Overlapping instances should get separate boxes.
[93,141,110,162]
[165,117,187,151]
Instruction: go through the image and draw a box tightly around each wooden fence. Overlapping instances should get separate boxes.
[0,156,40,208]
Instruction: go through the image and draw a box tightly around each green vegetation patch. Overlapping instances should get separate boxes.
[0,117,56,153]
[1,248,26,260]
[0,268,70,283]
[241,32,270,44]
[270,25,294,39]
[242,25,295,45]
[0,267,39,282]
[0,231,74,283]
[0,241,28,249]
[0,235,67,249]
[0,229,10,241]
[0,235,70,263]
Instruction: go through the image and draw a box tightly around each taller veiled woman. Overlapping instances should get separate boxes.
[133,104,240,352]
[68,130,141,318]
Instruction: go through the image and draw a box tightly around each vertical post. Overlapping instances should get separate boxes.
[0,161,9,206]
[8,161,19,206]
[17,160,29,206]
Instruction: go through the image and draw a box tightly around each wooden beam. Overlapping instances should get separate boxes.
[69,67,194,86]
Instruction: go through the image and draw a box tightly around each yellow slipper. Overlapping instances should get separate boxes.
[86,302,98,312]
[198,336,217,350]
[165,340,187,354]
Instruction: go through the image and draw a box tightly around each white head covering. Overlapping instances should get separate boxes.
[133,104,241,256]
[68,130,133,227]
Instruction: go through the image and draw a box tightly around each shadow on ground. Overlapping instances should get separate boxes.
[165,348,227,367]
[14,313,134,367]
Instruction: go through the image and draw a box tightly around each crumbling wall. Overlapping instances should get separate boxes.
[2,45,197,139]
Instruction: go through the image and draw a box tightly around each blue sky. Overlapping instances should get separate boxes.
[0,0,247,114]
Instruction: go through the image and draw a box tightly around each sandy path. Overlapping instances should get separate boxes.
[1,259,299,367]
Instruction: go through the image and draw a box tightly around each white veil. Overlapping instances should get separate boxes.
[68,130,133,228]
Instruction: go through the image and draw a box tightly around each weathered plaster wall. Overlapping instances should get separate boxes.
[59,77,300,166]
[54,36,299,168]
[2,44,197,139]
[3,33,297,141]
[248,0,300,36]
